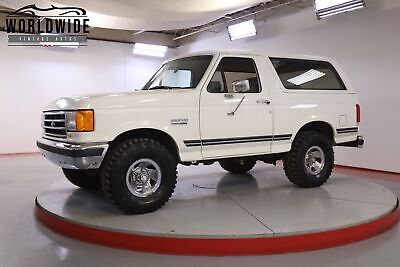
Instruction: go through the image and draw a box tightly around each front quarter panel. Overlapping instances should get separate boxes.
[67,90,202,162]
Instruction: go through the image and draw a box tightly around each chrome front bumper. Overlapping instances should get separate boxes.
[37,138,109,169]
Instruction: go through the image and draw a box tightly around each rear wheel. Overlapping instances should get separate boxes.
[283,131,334,188]
[219,158,256,174]
[100,138,177,214]
[62,169,100,190]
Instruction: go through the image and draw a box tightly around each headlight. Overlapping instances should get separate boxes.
[65,110,94,132]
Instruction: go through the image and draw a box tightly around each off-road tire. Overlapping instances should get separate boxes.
[100,138,177,214]
[219,158,256,174]
[283,131,334,188]
[62,169,101,190]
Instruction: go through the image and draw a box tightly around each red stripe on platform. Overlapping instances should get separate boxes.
[35,200,399,256]
[334,165,400,182]
[0,152,39,158]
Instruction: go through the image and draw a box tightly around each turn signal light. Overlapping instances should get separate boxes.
[76,110,94,132]
[356,104,361,124]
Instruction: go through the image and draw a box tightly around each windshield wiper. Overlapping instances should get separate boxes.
[148,86,173,90]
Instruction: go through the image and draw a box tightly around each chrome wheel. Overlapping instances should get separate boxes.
[304,146,325,176]
[125,158,162,198]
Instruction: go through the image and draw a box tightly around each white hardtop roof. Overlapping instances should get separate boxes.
[166,50,335,64]
[161,50,351,92]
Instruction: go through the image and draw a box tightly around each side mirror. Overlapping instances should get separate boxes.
[232,79,250,93]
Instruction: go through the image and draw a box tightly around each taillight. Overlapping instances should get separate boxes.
[356,104,361,124]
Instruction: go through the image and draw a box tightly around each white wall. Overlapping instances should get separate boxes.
[0,33,170,154]
[177,0,400,173]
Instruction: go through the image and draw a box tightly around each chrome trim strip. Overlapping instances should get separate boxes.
[43,111,66,115]
[44,119,65,122]
[43,126,66,130]
[337,127,359,134]
[184,134,292,147]
[44,133,67,138]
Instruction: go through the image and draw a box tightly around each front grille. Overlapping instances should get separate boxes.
[42,111,67,139]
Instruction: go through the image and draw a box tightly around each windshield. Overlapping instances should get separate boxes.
[143,55,213,90]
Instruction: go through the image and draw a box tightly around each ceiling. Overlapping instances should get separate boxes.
[0,0,276,30]
[0,0,312,47]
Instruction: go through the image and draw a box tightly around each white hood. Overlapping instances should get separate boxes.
[45,89,196,111]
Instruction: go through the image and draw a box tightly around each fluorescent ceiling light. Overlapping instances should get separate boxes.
[315,0,365,19]
[133,43,167,57]
[287,69,326,86]
[227,19,256,41]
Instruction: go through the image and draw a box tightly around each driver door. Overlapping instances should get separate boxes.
[199,56,273,159]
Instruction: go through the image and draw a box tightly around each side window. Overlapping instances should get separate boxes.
[270,57,346,90]
[207,57,261,93]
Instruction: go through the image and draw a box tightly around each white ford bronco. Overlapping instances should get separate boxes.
[37,51,364,214]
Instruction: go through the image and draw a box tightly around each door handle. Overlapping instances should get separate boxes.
[257,99,271,105]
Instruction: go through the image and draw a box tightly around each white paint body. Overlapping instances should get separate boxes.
[43,51,360,162]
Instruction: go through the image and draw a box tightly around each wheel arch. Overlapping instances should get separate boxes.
[293,121,335,144]
[109,128,180,161]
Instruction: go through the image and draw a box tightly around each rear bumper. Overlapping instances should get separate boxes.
[337,135,364,148]
[37,138,109,169]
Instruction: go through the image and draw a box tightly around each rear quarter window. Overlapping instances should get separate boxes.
[270,57,346,90]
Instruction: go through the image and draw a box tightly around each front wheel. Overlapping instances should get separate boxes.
[283,131,334,188]
[100,138,177,214]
